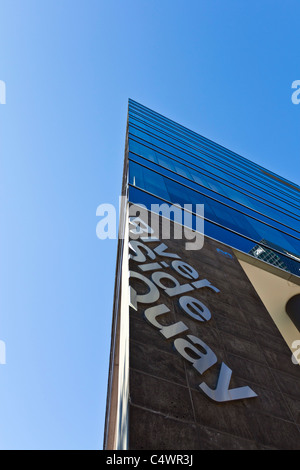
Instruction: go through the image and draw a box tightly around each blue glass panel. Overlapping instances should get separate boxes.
[129,116,300,203]
[129,101,300,203]
[129,152,300,239]
[129,161,170,201]
[129,132,300,217]
[127,100,300,279]
[128,186,300,277]
[128,160,300,258]
[129,139,157,163]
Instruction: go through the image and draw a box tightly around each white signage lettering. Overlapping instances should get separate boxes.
[128,220,257,403]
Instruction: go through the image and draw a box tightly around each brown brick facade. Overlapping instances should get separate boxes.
[128,219,300,450]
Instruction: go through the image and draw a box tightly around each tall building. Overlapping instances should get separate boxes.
[103,99,300,450]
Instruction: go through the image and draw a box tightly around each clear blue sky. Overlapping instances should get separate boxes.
[0,0,299,450]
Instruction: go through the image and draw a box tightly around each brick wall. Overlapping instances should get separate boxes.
[128,219,300,450]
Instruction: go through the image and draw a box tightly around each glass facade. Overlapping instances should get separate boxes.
[127,99,300,277]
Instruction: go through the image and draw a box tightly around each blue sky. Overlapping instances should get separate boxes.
[0,0,299,450]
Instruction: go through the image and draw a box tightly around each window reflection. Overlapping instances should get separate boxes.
[129,160,300,261]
